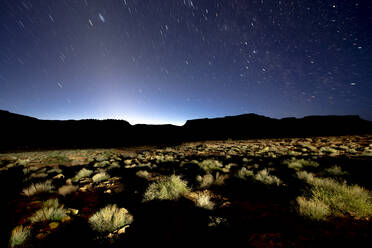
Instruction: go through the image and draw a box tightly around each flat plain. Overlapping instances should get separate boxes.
[2,135,372,247]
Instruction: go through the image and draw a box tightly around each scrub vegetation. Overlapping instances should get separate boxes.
[1,135,371,247]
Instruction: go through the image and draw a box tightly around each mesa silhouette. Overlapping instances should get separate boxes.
[1,110,371,151]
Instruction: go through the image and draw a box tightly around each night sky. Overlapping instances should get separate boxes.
[1,0,371,125]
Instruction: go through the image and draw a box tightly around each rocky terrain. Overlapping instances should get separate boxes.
[1,135,372,247]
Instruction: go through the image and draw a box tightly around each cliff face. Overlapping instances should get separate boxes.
[1,110,371,151]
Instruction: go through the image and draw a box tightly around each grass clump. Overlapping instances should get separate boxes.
[22,180,54,196]
[92,172,110,183]
[30,206,67,223]
[9,225,31,247]
[283,158,319,170]
[297,173,372,220]
[195,191,215,210]
[89,204,133,233]
[236,167,254,179]
[254,169,282,186]
[196,172,228,188]
[199,159,223,173]
[72,168,93,182]
[143,175,189,201]
[296,196,330,221]
[324,165,348,177]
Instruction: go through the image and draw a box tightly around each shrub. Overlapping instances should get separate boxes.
[311,178,372,218]
[92,172,110,183]
[30,207,67,223]
[22,180,54,196]
[254,169,282,186]
[236,167,254,179]
[296,196,330,221]
[89,204,133,233]
[136,170,151,179]
[195,192,215,210]
[72,168,93,182]
[283,158,319,170]
[143,175,189,201]
[297,174,372,219]
[199,159,223,173]
[197,174,214,188]
[324,165,348,177]
[58,185,78,196]
[43,198,60,208]
[9,225,30,247]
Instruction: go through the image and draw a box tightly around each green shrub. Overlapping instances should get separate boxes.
[72,168,93,182]
[22,180,54,196]
[296,196,330,221]
[199,159,223,173]
[236,167,254,179]
[283,158,319,170]
[324,165,348,177]
[92,172,110,183]
[195,191,215,210]
[297,174,372,219]
[89,204,133,232]
[254,169,282,186]
[30,206,67,223]
[9,225,30,247]
[143,175,189,201]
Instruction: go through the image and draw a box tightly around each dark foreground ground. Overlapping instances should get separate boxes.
[1,135,372,248]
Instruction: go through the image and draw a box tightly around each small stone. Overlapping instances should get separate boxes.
[68,208,79,215]
[118,225,129,234]
[104,189,112,194]
[53,173,65,180]
[49,222,59,230]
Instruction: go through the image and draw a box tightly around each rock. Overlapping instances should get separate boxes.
[107,233,114,238]
[53,173,65,180]
[49,222,59,230]
[66,178,72,185]
[104,189,112,194]
[68,208,79,215]
[118,225,129,234]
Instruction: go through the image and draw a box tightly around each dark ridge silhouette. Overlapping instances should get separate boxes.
[1,110,371,151]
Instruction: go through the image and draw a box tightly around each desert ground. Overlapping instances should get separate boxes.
[1,135,372,247]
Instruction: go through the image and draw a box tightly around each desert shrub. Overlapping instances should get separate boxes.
[89,204,133,233]
[72,168,93,182]
[136,170,151,179]
[143,175,189,201]
[9,225,31,247]
[22,180,54,196]
[93,161,110,168]
[236,167,254,179]
[296,196,330,221]
[92,172,110,183]
[311,178,372,218]
[298,174,372,219]
[197,174,214,188]
[283,158,319,170]
[297,171,316,182]
[324,165,348,177]
[43,198,60,208]
[197,172,228,188]
[199,159,223,173]
[195,191,215,210]
[30,206,67,223]
[254,169,282,186]
[58,185,78,196]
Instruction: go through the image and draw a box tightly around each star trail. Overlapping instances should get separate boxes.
[0,0,371,124]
